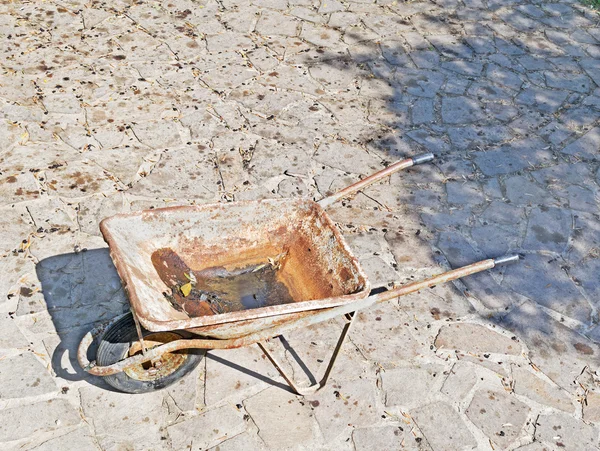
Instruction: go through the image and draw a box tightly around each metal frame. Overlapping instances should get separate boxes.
[77,256,519,394]
[258,311,356,395]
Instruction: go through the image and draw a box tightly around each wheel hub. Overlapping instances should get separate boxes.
[124,332,188,381]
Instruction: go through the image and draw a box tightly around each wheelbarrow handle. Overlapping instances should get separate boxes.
[79,254,519,378]
[317,152,434,208]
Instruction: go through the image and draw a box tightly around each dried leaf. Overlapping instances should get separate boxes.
[19,130,29,145]
[180,282,192,297]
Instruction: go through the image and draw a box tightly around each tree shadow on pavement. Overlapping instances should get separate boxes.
[292,12,600,394]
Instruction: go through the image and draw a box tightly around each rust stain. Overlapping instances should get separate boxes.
[574,342,594,355]
[124,332,189,381]
[152,247,295,317]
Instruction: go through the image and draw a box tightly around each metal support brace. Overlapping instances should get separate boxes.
[131,309,148,356]
[258,311,357,396]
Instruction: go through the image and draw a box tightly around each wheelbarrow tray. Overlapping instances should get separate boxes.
[100,198,370,334]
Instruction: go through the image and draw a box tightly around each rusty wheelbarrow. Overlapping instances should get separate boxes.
[78,153,519,394]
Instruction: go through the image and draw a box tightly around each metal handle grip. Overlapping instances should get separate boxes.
[493,254,520,266]
[412,153,434,165]
[318,152,435,208]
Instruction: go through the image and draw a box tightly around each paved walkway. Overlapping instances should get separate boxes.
[1,0,600,449]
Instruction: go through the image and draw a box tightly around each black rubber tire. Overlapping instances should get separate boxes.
[96,312,204,394]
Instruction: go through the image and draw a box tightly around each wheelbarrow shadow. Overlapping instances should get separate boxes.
[206,351,295,393]
[36,248,129,391]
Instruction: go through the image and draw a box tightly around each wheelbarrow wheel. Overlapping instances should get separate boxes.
[96,312,204,394]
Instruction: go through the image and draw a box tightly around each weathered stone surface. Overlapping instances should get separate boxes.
[127,147,220,200]
[471,224,517,257]
[501,254,591,323]
[446,181,485,206]
[409,50,441,70]
[385,231,439,271]
[499,301,600,391]
[207,432,261,451]
[411,402,477,451]
[458,354,509,377]
[441,97,484,124]
[473,139,552,176]
[406,129,450,154]
[421,207,473,231]
[545,72,592,93]
[350,304,424,366]
[504,176,555,207]
[0,316,29,348]
[306,378,380,441]
[396,69,445,98]
[165,360,204,413]
[447,125,512,149]
[513,442,556,451]
[559,106,600,130]
[535,412,598,450]
[516,87,569,113]
[561,126,600,160]
[512,366,573,412]
[359,256,400,287]
[566,211,600,264]
[462,271,521,311]
[382,364,444,407]
[0,400,80,442]
[0,353,57,399]
[35,247,129,333]
[428,35,473,59]
[80,386,166,450]
[352,425,429,451]
[440,362,478,400]
[436,231,484,268]
[204,346,277,407]
[559,185,599,213]
[481,201,525,226]
[168,405,246,451]
[435,323,521,355]
[314,141,383,175]
[0,205,35,255]
[29,427,100,451]
[243,387,317,449]
[412,98,435,124]
[583,390,600,423]
[77,193,130,236]
[523,207,571,253]
[466,390,530,449]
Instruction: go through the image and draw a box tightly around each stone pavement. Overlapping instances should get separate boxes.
[1,0,600,449]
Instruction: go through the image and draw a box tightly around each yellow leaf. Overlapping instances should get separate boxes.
[19,130,29,145]
[180,282,192,297]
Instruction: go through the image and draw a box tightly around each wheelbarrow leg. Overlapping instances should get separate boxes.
[318,311,356,388]
[257,311,357,396]
[131,309,148,356]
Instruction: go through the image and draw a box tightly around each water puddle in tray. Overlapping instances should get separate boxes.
[152,248,295,317]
